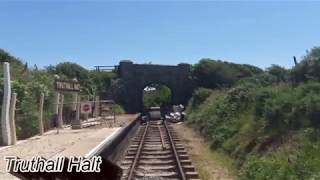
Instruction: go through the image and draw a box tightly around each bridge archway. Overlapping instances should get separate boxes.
[142,83,173,110]
[108,61,195,113]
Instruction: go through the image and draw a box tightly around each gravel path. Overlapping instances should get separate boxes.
[172,123,235,180]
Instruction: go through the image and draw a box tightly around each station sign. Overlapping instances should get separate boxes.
[81,102,92,114]
[55,80,81,92]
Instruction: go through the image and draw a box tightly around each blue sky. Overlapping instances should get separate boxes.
[0,1,319,70]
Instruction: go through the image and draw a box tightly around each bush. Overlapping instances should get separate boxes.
[291,47,320,83]
[192,59,263,89]
[241,138,320,180]
[113,104,125,115]
[188,88,212,108]
[237,73,278,88]
[187,80,320,178]
[267,65,289,83]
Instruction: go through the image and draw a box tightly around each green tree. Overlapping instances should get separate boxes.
[0,48,27,80]
[89,71,117,94]
[143,84,172,109]
[49,62,89,82]
[193,59,263,89]
[291,47,320,83]
[267,64,288,82]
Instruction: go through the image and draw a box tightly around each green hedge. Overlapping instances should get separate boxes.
[186,81,320,178]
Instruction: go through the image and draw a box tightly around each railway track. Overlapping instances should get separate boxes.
[121,120,200,180]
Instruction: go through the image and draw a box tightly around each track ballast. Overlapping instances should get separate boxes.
[121,120,200,180]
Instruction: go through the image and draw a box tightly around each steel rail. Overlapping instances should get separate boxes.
[164,121,187,180]
[127,122,149,180]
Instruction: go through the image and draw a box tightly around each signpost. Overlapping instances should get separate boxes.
[81,102,92,114]
[54,79,81,130]
[55,79,81,92]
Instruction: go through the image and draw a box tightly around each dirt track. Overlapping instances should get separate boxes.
[172,123,235,180]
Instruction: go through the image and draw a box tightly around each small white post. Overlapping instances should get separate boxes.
[1,62,12,145]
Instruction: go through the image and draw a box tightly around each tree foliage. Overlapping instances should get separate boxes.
[267,64,289,82]
[192,59,263,89]
[187,80,320,179]
[0,51,55,142]
[46,62,117,96]
[143,84,172,109]
[47,62,89,82]
[291,47,320,83]
[0,49,120,144]
[187,47,320,179]
[0,48,26,79]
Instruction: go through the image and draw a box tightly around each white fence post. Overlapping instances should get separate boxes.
[1,62,12,145]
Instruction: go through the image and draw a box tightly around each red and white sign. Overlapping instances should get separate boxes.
[81,102,92,114]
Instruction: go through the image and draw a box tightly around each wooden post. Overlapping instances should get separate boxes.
[84,96,89,121]
[54,92,60,128]
[10,93,17,145]
[72,93,78,111]
[113,103,116,124]
[76,95,81,122]
[72,95,82,129]
[1,62,12,145]
[70,93,78,127]
[93,96,99,118]
[58,94,64,129]
[54,92,60,114]
[38,93,44,135]
[293,56,298,66]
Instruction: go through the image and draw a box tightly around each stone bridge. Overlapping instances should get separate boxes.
[108,61,195,113]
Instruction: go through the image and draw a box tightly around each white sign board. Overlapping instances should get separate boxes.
[81,102,92,114]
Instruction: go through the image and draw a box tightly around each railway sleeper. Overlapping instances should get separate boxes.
[185,171,200,179]
[137,165,176,171]
[125,155,174,160]
[138,160,175,165]
[127,150,172,155]
[134,171,178,178]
